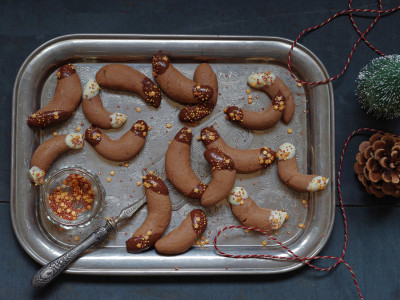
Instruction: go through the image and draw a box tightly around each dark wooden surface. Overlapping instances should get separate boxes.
[2,0,400,299]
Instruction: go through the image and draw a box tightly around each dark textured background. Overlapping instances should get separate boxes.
[2,0,400,299]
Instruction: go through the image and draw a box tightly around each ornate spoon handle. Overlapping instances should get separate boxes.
[31,221,113,288]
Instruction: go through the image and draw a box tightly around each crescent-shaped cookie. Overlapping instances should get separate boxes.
[96,64,162,108]
[85,120,148,162]
[165,127,207,199]
[29,133,84,185]
[228,186,288,231]
[200,125,276,174]
[277,143,329,192]
[126,172,172,253]
[224,71,294,130]
[178,63,218,123]
[27,64,82,128]
[155,209,207,255]
[200,148,236,207]
[152,51,214,105]
[81,79,127,129]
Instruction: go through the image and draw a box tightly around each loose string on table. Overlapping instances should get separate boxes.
[214,128,398,300]
[287,0,400,85]
[213,2,400,298]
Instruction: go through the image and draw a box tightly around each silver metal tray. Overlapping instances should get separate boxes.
[11,34,335,275]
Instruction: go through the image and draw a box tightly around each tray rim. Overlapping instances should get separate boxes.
[11,33,335,275]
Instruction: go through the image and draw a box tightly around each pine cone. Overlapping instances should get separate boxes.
[354,133,400,198]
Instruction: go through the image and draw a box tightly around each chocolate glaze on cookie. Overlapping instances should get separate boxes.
[187,182,207,199]
[258,147,277,169]
[27,110,72,128]
[190,209,208,236]
[224,106,244,123]
[192,84,213,102]
[143,172,169,195]
[200,125,220,146]
[174,127,192,144]
[179,102,213,123]
[85,126,102,146]
[141,77,162,108]
[200,125,277,174]
[57,64,76,79]
[204,148,234,170]
[152,51,170,76]
[126,233,162,253]
[131,120,148,137]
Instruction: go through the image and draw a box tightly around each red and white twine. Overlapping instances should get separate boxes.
[214,1,400,298]
[287,0,400,85]
[214,128,399,300]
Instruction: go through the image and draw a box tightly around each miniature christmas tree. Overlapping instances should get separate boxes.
[356,55,400,119]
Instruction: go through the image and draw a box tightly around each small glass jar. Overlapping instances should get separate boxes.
[41,166,105,229]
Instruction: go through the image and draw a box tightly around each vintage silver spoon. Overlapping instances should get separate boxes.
[31,197,147,288]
